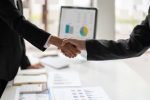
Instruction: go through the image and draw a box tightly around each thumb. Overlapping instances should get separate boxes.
[61,39,72,46]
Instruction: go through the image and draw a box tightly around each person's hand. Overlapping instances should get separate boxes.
[61,39,86,57]
[27,63,44,69]
[60,42,81,58]
[62,39,86,50]
[48,36,81,58]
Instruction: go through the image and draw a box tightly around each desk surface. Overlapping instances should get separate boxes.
[2,54,150,100]
[43,55,150,100]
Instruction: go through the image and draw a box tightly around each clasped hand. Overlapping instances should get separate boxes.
[60,39,86,58]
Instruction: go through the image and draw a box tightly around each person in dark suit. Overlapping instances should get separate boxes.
[62,7,150,60]
[0,0,80,97]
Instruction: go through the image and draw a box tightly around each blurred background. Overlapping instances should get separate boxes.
[22,0,150,55]
[5,1,150,100]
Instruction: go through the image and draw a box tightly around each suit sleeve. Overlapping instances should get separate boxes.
[20,54,31,69]
[86,15,150,60]
[0,0,50,51]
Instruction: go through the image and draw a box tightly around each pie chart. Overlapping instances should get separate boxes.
[80,26,88,36]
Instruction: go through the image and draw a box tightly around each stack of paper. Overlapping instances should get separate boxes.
[14,74,47,85]
[14,68,48,93]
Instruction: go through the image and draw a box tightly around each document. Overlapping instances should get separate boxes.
[52,87,110,100]
[20,83,47,93]
[1,87,20,100]
[20,94,49,100]
[48,72,82,87]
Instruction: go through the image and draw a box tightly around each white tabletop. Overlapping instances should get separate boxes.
[43,54,150,100]
[2,53,150,100]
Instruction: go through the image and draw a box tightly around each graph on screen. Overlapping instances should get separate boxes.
[80,26,89,36]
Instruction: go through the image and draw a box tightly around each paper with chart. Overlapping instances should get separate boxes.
[19,94,49,100]
[48,72,82,87]
[52,87,110,100]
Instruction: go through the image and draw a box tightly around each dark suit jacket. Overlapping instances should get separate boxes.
[15,0,31,69]
[0,0,50,81]
[86,7,150,60]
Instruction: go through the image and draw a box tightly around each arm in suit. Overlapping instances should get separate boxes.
[0,0,80,57]
[20,54,31,69]
[86,14,150,60]
[0,0,49,51]
[61,9,150,60]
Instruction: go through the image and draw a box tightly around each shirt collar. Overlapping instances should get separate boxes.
[14,0,18,8]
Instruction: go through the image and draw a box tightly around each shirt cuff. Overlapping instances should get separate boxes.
[44,35,52,48]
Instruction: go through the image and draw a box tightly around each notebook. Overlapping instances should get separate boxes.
[14,74,47,85]
[17,68,47,75]
[13,68,48,93]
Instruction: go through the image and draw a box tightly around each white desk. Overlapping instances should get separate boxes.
[43,55,150,100]
[2,54,150,100]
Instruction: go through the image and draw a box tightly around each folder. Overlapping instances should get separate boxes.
[13,68,48,93]
[14,74,47,85]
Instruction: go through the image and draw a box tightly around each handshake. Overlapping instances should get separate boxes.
[49,36,86,58]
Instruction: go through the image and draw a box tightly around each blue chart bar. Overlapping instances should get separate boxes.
[65,24,70,33]
[65,24,73,34]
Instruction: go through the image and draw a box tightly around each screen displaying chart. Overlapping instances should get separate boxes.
[59,7,97,40]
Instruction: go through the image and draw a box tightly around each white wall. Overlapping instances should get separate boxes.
[93,0,115,40]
